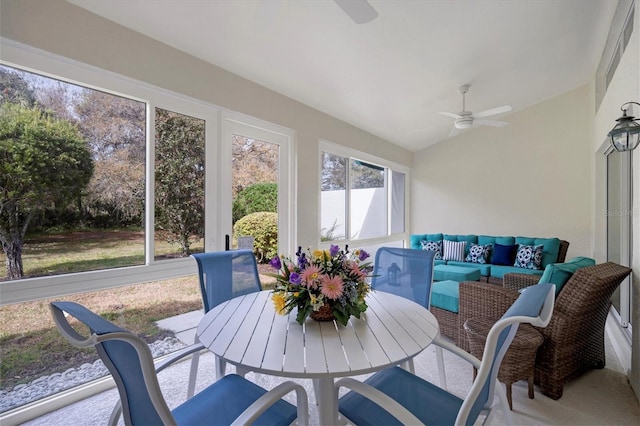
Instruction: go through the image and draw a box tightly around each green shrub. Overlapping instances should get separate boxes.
[232,183,277,224]
[233,212,278,262]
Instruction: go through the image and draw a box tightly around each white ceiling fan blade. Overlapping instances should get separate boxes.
[335,0,378,24]
[448,126,462,137]
[473,105,512,119]
[474,119,510,127]
[438,111,462,119]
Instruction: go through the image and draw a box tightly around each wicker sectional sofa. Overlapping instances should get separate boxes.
[446,262,632,399]
[410,233,569,284]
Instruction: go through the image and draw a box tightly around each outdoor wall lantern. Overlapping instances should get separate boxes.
[608,101,640,152]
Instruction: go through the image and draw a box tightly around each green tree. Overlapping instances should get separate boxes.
[0,103,93,279]
[75,90,146,226]
[232,182,277,224]
[154,109,205,255]
[0,66,37,108]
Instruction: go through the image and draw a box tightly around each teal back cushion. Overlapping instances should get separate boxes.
[478,235,515,246]
[410,234,443,250]
[538,256,596,295]
[443,234,478,256]
[516,237,561,268]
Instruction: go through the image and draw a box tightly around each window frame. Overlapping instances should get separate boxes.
[318,139,410,249]
[0,39,296,305]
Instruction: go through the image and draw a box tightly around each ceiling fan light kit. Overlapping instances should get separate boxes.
[439,84,512,136]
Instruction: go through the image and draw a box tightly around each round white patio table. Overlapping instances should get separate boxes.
[196,289,440,425]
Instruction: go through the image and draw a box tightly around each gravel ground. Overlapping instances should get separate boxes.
[0,337,185,414]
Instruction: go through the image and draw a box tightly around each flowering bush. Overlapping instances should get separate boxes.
[269,245,373,326]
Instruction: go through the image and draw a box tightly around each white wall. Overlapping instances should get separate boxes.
[0,0,412,252]
[591,1,639,398]
[321,188,387,240]
[412,85,593,258]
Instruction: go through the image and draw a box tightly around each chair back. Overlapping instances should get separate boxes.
[50,301,174,425]
[191,249,262,312]
[371,247,435,308]
[459,283,555,425]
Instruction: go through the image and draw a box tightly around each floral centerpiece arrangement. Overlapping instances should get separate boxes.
[269,245,374,326]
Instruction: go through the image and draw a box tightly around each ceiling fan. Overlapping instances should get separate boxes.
[439,84,512,137]
[334,0,378,24]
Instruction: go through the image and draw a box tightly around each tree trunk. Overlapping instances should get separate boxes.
[3,239,24,279]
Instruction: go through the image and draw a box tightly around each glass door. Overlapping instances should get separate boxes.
[607,149,632,330]
[222,114,294,260]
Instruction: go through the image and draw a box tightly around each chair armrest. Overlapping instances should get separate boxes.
[154,342,205,373]
[432,335,481,369]
[335,377,424,425]
[459,281,519,320]
[232,381,309,426]
[503,273,539,291]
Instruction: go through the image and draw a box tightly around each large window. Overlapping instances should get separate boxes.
[0,42,294,305]
[1,65,147,280]
[320,141,407,247]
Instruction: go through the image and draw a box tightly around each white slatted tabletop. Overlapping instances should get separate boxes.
[197,290,440,424]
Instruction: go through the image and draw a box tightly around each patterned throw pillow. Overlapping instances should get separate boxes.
[513,244,544,270]
[443,240,466,262]
[465,243,493,264]
[420,239,443,260]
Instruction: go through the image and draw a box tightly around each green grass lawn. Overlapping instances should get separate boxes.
[0,228,204,278]
[0,229,206,392]
[0,229,274,395]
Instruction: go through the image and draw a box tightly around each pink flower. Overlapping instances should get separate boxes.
[321,275,344,299]
[346,261,366,280]
[301,265,321,288]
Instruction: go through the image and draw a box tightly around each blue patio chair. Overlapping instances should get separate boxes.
[50,301,308,426]
[188,250,262,397]
[371,247,447,387]
[335,283,556,425]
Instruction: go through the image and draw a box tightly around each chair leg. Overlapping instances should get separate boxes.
[215,355,226,380]
[505,383,513,410]
[435,346,447,390]
[312,379,320,405]
[187,350,200,399]
[403,358,416,374]
[495,380,514,424]
[528,376,535,399]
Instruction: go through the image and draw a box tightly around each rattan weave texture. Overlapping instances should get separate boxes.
[465,317,543,409]
[458,262,631,400]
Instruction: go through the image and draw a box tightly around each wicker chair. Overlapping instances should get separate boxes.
[456,262,632,400]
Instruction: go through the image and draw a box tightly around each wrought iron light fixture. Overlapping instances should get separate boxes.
[608,101,640,152]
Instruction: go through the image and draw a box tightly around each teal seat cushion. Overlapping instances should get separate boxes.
[490,265,544,279]
[431,280,459,313]
[434,265,481,282]
[538,256,595,295]
[446,261,491,276]
[434,259,447,266]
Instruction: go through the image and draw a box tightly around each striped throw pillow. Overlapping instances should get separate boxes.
[443,240,466,261]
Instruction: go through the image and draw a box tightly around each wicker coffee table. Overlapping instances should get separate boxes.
[464,316,544,410]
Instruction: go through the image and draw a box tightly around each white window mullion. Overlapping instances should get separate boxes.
[145,104,156,265]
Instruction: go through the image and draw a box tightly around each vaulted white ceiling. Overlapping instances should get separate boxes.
[70,0,616,152]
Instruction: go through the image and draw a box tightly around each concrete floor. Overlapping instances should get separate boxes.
[20,310,640,425]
